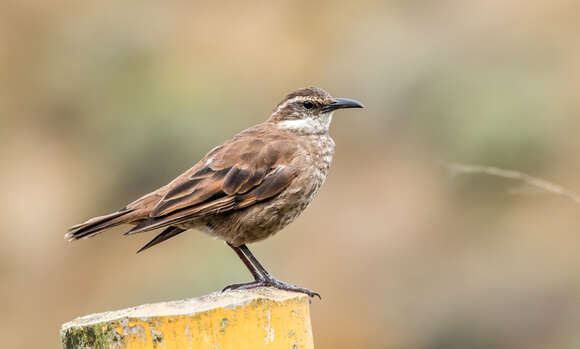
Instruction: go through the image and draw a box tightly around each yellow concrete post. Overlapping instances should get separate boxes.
[60,287,314,349]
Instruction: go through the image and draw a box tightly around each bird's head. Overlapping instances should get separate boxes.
[268,86,364,134]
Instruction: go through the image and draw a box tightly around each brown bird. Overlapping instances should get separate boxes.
[67,86,363,298]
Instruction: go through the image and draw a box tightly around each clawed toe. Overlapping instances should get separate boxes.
[269,280,320,299]
[222,281,264,293]
[222,278,321,299]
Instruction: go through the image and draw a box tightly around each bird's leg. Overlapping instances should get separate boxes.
[226,242,263,280]
[223,243,320,299]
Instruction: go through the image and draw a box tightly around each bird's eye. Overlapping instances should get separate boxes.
[303,101,314,109]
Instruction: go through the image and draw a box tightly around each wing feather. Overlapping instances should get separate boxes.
[125,133,299,236]
[128,165,297,235]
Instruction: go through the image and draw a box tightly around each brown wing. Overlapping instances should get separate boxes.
[125,132,299,235]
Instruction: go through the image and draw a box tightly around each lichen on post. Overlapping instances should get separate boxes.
[60,287,314,349]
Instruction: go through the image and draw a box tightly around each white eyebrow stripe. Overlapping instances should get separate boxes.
[272,96,327,115]
[272,96,307,115]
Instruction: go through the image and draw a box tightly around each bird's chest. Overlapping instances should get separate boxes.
[272,135,335,220]
[293,134,335,197]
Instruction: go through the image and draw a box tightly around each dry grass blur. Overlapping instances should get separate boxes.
[2,0,580,348]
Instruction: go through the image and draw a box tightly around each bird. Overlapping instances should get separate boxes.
[66,86,364,298]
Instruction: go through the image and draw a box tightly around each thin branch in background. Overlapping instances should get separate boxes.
[443,162,580,205]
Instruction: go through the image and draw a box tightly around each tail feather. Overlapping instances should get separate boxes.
[136,226,185,253]
[66,209,135,240]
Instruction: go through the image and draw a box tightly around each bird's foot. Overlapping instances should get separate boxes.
[223,277,321,299]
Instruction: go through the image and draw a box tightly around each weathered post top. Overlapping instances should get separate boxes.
[61,287,314,349]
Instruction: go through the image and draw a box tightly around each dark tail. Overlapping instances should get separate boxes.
[66,209,135,240]
[136,226,185,253]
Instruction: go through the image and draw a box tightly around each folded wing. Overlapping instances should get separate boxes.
[126,134,299,235]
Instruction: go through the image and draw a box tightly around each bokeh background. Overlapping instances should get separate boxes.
[2,0,580,348]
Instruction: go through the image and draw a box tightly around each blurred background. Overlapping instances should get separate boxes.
[1,0,580,348]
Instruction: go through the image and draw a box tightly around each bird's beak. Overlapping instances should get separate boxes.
[322,98,365,113]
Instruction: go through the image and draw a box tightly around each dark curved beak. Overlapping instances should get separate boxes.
[322,98,365,113]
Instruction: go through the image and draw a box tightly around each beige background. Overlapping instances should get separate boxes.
[1,0,580,348]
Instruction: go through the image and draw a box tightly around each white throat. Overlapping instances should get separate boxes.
[278,112,333,134]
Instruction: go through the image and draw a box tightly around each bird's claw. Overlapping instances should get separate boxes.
[223,278,321,299]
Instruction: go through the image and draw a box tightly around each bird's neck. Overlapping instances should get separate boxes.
[273,112,333,135]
